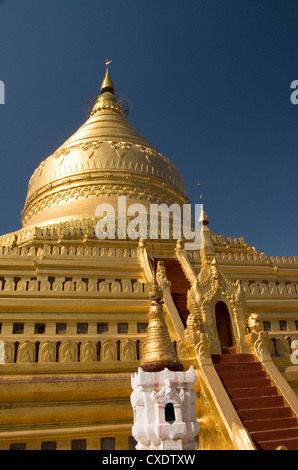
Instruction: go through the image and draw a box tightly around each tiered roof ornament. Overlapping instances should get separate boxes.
[101,59,115,94]
[140,274,183,372]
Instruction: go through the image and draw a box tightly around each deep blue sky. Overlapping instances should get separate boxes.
[0,0,297,256]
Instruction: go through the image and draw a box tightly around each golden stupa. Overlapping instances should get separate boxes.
[22,63,187,229]
[0,65,297,450]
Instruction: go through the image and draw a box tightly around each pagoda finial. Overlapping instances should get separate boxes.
[140,270,183,372]
[101,59,115,94]
[199,208,209,226]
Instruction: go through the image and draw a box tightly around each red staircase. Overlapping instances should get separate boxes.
[212,353,298,450]
[154,257,191,327]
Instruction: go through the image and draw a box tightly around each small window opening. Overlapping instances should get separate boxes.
[165,403,176,424]
[263,321,271,332]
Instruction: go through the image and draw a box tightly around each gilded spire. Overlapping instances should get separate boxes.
[101,59,115,94]
[199,208,209,226]
[90,60,122,116]
[140,274,183,372]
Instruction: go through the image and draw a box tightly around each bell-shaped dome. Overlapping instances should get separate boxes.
[22,68,188,228]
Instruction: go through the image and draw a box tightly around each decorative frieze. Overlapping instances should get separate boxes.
[0,276,147,297]
[0,243,139,259]
[241,281,298,297]
[0,339,146,365]
[216,250,298,265]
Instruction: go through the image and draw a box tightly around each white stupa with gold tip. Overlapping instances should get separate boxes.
[131,277,199,450]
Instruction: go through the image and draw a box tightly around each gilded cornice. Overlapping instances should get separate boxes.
[22,175,188,226]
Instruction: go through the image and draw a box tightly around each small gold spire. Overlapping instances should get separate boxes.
[101,59,115,94]
[199,208,209,226]
[140,274,183,372]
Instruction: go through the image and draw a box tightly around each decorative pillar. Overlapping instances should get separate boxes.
[131,277,199,450]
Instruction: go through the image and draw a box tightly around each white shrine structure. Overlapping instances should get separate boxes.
[131,278,199,450]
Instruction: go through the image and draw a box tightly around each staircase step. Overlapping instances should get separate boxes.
[227,386,278,399]
[222,378,272,389]
[238,406,293,421]
[212,351,298,450]
[217,370,267,382]
[170,283,189,286]
[212,354,255,364]
[233,395,284,410]
[256,436,298,451]
[214,362,262,373]
[243,417,298,432]
[172,303,187,310]
[165,274,187,277]
[250,427,298,442]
